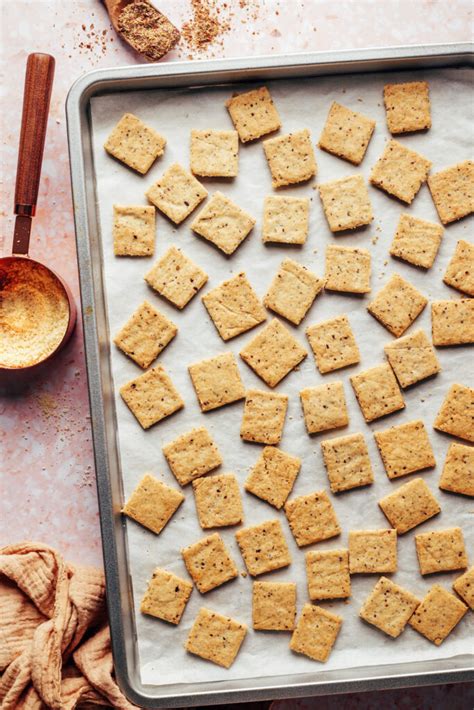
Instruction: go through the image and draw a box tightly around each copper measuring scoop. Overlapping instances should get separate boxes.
[0,53,76,386]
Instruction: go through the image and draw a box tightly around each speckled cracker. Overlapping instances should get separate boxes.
[191,191,255,255]
[202,272,266,341]
[104,113,166,174]
[145,246,208,309]
[113,205,155,256]
[378,477,440,534]
[350,363,405,423]
[262,196,310,245]
[324,245,371,294]
[384,329,440,389]
[162,427,222,486]
[263,129,316,188]
[439,443,474,497]
[190,129,239,177]
[321,433,374,493]
[235,519,291,576]
[185,608,247,668]
[415,527,468,576]
[122,473,184,534]
[245,446,301,509]
[252,581,297,631]
[434,383,474,442]
[383,81,431,134]
[318,101,375,165]
[409,585,468,645]
[140,568,192,624]
[146,163,207,224]
[241,389,288,445]
[360,577,420,638]
[367,273,427,337]
[285,490,341,547]
[264,258,324,325]
[306,549,350,601]
[226,86,281,143]
[306,315,360,374]
[114,300,177,369]
[189,352,245,412]
[300,381,349,435]
[431,299,474,346]
[453,566,474,610]
[443,240,474,296]
[240,318,307,388]
[290,603,342,663]
[389,213,443,269]
[181,533,238,593]
[318,174,373,232]
[349,530,397,574]
[120,366,184,429]
[428,160,474,225]
[193,473,243,529]
[374,420,436,480]
[370,139,431,204]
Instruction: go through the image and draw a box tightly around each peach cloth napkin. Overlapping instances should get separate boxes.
[0,542,137,709]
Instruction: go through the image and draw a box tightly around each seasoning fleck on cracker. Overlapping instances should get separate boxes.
[443,239,474,296]
[264,258,324,325]
[384,329,440,389]
[321,432,374,493]
[306,314,360,374]
[428,160,474,225]
[191,191,256,255]
[415,527,468,576]
[350,363,405,423]
[370,139,431,204]
[140,568,192,624]
[318,174,373,232]
[245,446,301,509]
[162,427,222,486]
[263,129,317,188]
[409,585,468,646]
[193,473,243,529]
[190,129,239,177]
[389,213,443,269]
[114,300,177,369]
[378,477,440,534]
[300,381,349,435]
[290,603,342,663]
[202,272,266,341]
[325,245,371,294]
[188,352,245,412]
[145,246,208,309]
[226,86,281,143]
[431,299,474,346]
[241,389,288,445]
[252,581,297,631]
[122,473,184,534]
[374,420,435,480]
[434,383,474,443]
[235,519,291,576]
[262,195,310,245]
[185,608,247,668]
[349,530,397,574]
[146,163,207,224]
[383,81,431,134]
[120,366,184,429]
[439,443,474,497]
[285,490,340,547]
[318,101,375,165]
[113,205,155,256]
[306,549,350,601]
[182,533,238,593]
[104,113,166,174]
[360,577,420,638]
[367,273,427,337]
[453,566,474,610]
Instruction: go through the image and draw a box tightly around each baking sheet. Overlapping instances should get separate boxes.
[90,67,473,687]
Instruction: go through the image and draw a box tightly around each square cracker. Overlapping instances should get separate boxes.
[226,86,281,143]
[191,191,256,255]
[202,272,266,341]
[439,443,474,497]
[321,432,374,493]
[264,258,325,325]
[290,603,342,663]
[370,139,431,204]
[306,314,360,374]
[190,129,238,177]
[306,549,351,601]
[120,366,184,429]
[104,113,166,174]
[114,300,177,369]
[350,363,405,423]
[360,577,420,638]
[145,246,208,309]
[383,81,431,134]
[374,419,436,480]
[113,205,155,256]
[434,383,474,442]
[384,328,440,389]
[285,490,341,547]
[453,566,474,610]
[146,163,207,224]
[378,477,440,534]
[188,352,245,412]
[431,299,474,346]
[122,473,184,534]
[409,585,468,645]
[318,101,375,165]
[367,273,428,337]
[348,530,397,574]
[389,213,443,269]
[263,129,317,188]
[443,239,474,296]
[185,608,247,668]
[181,533,238,593]
[245,446,301,509]
[240,318,307,388]
[240,389,289,445]
[235,519,291,576]
[252,581,297,631]
[262,196,309,245]
[415,527,468,575]
[318,174,373,232]
[140,568,192,624]
[324,245,371,294]
[300,381,349,435]
[193,473,243,529]
[428,160,474,225]
[162,427,222,486]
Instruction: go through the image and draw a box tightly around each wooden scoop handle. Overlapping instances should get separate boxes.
[14,53,55,217]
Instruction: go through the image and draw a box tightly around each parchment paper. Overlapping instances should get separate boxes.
[90,67,473,687]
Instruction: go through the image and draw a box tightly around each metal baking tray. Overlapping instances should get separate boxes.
[66,43,474,707]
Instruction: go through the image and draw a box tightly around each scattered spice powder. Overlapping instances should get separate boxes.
[181,0,230,52]
[117,1,180,61]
